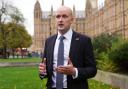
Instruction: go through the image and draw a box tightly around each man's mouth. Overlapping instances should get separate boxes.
[58,23,64,25]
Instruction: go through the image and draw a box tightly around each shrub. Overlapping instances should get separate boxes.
[96,52,118,72]
[93,33,111,53]
[93,33,122,73]
[93,33,120,54]
[109,40,128,73]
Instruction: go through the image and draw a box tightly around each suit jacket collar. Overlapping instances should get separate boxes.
[49,35,57,66]
[50,31,80,65]
[69,31,80,59]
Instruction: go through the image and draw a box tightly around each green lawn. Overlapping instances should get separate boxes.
[0,58,41,63]
[89,80,119,89]
[0,66,44,89]
[0,66,120,89]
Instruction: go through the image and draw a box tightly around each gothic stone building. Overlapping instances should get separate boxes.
[31,0,128,52]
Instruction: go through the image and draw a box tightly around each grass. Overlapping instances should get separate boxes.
[0,58,120,89]
[88,80,120,89]
[0,66,120,89]
[0,66,44,89]
[0,58,42,63]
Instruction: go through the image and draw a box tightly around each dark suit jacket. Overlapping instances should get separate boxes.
[40,31,97,89]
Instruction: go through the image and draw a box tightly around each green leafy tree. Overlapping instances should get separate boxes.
[0,0,32,58]
[6,23,32,49]
[6,23,32,58]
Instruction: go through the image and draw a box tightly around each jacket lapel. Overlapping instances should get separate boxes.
[69,31,80,61]
[49,35,57,67]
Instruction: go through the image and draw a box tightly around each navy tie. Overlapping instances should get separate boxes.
[56,36,65,89]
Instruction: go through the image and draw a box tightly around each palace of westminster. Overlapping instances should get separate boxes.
[30,0,128,52]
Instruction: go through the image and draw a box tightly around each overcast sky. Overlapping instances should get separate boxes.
[6,0,105,36]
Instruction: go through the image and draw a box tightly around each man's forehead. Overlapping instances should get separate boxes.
[56,6,72,16]
[56,6,71,11]
[56,10,69,15]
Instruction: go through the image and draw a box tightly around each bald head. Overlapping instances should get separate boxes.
[56,6,73,17]
[55,6,74,35]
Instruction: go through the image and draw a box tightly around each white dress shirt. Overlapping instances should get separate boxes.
[52,28,73,88]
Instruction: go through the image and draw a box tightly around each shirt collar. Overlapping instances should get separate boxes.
[57,28,73,40]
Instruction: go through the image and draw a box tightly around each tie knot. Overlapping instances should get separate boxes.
[59,36,65,41]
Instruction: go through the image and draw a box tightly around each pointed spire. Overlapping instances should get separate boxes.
[51,5,53,15]
[35,0,39,4]
[73,5,75,12]
[61,0,64,6]
[34,0,42,19]
[51,5,53,12]
[73,5,76,16]
[34,0,41,11]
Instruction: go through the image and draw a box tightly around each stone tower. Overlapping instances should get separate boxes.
[85,0,98,17]
[34,0,43,52]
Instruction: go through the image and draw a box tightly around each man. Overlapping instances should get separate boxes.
[39,6,97,89]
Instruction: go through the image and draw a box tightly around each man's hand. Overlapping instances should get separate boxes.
[56,59,76,76]
[39,62,46,75]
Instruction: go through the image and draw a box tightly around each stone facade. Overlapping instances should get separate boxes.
[31,0,128,52]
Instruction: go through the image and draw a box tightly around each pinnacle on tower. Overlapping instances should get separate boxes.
[62,0,64,6]
[51,5,53,15]
[73,5,76,16]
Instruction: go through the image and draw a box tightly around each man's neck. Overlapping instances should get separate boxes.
[58,28,71,35]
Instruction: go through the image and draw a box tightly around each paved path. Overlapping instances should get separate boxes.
[0,62,39,67]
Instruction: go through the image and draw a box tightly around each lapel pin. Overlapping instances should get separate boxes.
[75,38,79,40]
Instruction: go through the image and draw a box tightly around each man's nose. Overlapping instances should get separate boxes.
[58,17,63,21]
